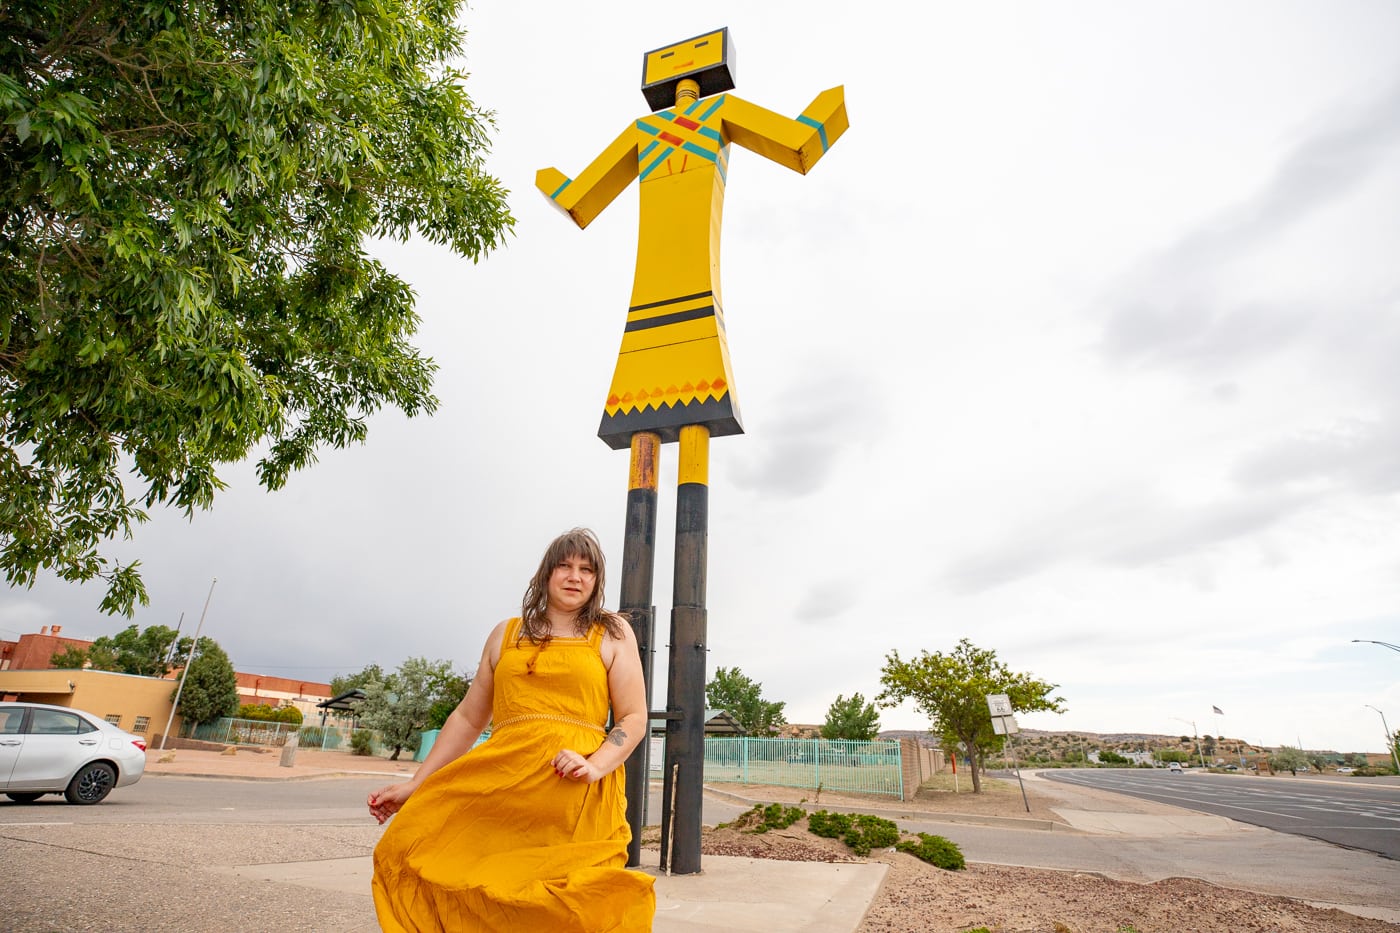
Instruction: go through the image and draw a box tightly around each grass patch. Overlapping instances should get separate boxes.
[916,772,1017,795]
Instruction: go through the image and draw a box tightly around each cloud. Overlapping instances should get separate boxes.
[728,362,886,499]
[1099,81,1400,371]
[946,484,1306,593]
[792,580,861,623]
[1233,411,1400,497]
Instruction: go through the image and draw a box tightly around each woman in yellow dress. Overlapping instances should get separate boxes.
[368,529,656,931]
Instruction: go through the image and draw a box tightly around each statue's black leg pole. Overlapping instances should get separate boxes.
[619,432,660,868]
[660,424,709,874]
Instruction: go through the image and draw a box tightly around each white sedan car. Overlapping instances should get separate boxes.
[0,702,148,804]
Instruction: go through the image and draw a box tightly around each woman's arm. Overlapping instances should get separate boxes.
[367,620,505,823]
[554,620,648,783]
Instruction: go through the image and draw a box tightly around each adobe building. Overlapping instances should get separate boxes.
[0,624,90,670]
[0,666,183,743]
[0,627,333,741]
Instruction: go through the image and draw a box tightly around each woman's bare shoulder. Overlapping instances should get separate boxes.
[481,618,517,667]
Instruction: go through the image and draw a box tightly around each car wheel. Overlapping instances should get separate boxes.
[5,793,45,804]
[65,762,117,804]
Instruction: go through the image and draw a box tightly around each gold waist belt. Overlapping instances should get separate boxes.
[494,713,606,734]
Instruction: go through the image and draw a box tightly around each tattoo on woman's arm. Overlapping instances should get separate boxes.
[606,727,627,747]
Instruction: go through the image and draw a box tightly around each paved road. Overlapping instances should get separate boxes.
[1042,768,1400,858]
[0,773,752,828]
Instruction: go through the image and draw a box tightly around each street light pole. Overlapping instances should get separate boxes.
[1352,639,1400,653]
[1171,716,1207,768]
[1364,705,1400,775]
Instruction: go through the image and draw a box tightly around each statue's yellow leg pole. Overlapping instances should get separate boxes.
[619,431,660,866]
[659,423,709,874]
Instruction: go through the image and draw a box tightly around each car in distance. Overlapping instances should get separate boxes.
[0,702,147,804]
[1337,766,1356,774]
[1168,761,1183,773]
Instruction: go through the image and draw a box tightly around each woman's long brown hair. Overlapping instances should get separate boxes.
[519,528,626,644]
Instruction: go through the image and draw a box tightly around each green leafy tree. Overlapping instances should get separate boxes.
[706,666,786,736]
[359,657,462,760]
[426,670,471,730]
[1,0,514,616]
[173,639,238,726]
[877,638,1066,793]
[238,703,302,725]
[90,624,182,676]
[820,692,880,741]
[331,664,387,698]
[1270,745,1308,776]
[47,644,90,669]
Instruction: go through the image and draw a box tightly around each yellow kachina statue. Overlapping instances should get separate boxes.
[537,27,848,448]
[536,27,846,877]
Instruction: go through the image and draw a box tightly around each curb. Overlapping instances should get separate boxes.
[145,769,413,783]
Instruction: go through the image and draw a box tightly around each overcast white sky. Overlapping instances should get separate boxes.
[5,1,1400,756]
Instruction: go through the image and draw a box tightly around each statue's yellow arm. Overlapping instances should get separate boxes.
[535,126,639,229]
[721,86,848,174]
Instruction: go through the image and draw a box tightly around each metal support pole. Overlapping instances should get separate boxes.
[160,579,216,751]
[659,424,709,875]
[1365,705,1400,775]
[620,432,660,867]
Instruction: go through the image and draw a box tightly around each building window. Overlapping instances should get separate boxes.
[105,714,122,726]
[133,716,150,734]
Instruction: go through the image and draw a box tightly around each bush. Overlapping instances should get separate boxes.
[808,810,900,856]
[896,832,965,870]
[753,803,806,833]
[349,729,375,756]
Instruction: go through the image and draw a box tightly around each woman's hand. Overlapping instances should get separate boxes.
[553,748,603,783]
[367,781,417,824]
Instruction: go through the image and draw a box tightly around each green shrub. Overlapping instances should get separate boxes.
[349,729,374,756]
[895,832,965,870]
[807,810,900,856]
[754,802,806,833]
[728,803,806,834]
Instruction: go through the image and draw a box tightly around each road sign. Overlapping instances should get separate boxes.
[986,693,1013,717]
[992,714,1019,735]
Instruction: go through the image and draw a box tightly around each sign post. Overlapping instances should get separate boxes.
[987,693,1030,812]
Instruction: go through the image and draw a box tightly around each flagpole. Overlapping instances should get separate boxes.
[1212,705,1227,768]
[159,579,217,751]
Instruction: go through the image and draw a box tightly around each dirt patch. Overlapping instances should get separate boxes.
[691,781,1399,933]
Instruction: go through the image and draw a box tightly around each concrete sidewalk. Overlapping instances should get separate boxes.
[148,747,889,932]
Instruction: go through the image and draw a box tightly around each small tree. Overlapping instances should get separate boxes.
[820,693,881,741]
[332,664,388,697]
[68,624,182,677]
[705,667,786,736]
[174,641,238,726]
[878,639,1065,793]
[359,657,462,760]
[1270,745,1308,776]
[48,645,91,669]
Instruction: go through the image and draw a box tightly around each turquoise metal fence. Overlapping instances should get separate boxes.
[189,718,492,757]
[685,737,903,798]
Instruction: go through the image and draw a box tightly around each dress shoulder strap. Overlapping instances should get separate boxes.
[503,617,524,646]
